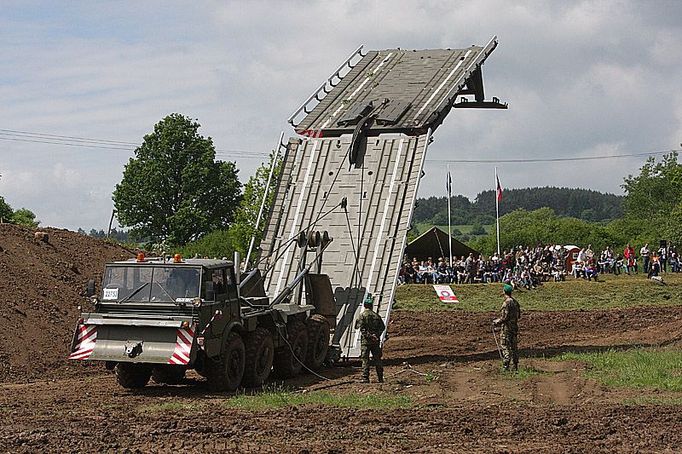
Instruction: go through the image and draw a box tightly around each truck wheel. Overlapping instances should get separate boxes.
[305,314,330,370]
[206,332,245,392]
[115,363,152,389]
[151,365,186,385]
[273,320,308,378]
[243,328,274,387]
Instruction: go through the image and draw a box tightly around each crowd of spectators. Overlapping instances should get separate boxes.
[399,242,679,288]
[399,245,571,290]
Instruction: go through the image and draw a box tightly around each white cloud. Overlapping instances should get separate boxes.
[0,0,680,230]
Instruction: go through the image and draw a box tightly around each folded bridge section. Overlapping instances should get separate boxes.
[259,38,505,357]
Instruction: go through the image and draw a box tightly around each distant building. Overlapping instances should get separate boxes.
[405,227,479,261]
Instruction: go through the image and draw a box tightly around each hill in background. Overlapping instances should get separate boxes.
[413,187,623,228]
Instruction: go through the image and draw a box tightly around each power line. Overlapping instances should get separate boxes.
[0,129,271,158]
[2,126,675,163]
[426,149,680,164]
[0,136,133,151]
[0,128,140,146]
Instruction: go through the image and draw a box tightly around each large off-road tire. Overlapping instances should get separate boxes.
[305,314,330,371]
[115,363,152,389]
[151,365,186,385]
[272,320,308,378]
[242,328,275,387]
[206,331,245,392]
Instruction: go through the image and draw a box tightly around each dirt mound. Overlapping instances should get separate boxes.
[0,224,132,382]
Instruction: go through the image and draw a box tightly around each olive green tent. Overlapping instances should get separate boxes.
[405,227,479,262]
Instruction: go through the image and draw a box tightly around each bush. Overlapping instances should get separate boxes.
[178,229,235,259]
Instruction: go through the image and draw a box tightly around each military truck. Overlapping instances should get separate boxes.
[69,232,337,390]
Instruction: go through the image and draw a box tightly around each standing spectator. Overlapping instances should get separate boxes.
[658,244,668,273]
[464,253,475,284]
[670,251,680,273]
[624,244,636,274]
[640,243,651,273]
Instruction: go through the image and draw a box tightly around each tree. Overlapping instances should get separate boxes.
[11,208,39,227]
[470,208,618,254]
[113,114,242,245]
[179,229,235,259]
[229,150,283,259]
[0,196,12,222]
[622,152,682,224]
[470,223,486,235]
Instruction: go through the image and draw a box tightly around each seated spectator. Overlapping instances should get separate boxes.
[436,258,449,283]
[584,259,599,281]
[648,254,661,279]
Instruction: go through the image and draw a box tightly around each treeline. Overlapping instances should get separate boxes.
[470,152,682,254]
[413,187,623,226]
[78,228,131,243]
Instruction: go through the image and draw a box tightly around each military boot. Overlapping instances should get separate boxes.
[377,368,384,383]
[359,376,370,383]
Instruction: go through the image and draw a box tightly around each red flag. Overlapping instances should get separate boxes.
[496,175,503,202]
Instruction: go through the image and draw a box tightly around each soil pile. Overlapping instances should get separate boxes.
[0,224,131,382]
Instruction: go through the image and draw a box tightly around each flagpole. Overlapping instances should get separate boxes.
[447,165,453,267]
[495,167,501,256]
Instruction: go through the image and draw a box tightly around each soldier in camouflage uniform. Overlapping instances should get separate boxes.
[493,284,521,372]
[355,294,385,383]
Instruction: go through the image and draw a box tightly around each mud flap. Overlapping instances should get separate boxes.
[69,324,195,365]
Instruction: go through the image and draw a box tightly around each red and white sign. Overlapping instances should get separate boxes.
[433,285,459,303]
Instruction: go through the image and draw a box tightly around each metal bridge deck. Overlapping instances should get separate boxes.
[260,38,504,358]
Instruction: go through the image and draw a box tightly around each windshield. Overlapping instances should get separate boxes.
[102,265,201,303]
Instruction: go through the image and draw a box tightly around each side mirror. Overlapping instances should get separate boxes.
[86,279,96,297]
[205,282,215,301]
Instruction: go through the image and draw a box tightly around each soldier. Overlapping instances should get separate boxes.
[493,284,521,372]
[355,294,385,383]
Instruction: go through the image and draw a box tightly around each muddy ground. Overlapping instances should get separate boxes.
[2,225,681,452]
[2,306,682,453]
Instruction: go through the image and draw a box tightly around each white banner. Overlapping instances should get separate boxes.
[433,285,459,303]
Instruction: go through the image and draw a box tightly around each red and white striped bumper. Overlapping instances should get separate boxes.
[168,327,195,365]
[68,321,196,364]
[69,324,97,360]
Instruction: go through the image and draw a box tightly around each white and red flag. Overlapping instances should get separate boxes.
[496,174,503,202]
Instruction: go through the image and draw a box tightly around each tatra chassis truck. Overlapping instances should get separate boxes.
[69,231,337,391]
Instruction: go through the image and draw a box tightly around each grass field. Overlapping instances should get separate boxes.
[224,388,413,411]
[394,273,682,312]
[557,349,682,392]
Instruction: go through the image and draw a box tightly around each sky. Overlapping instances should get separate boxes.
[0,0,680,231]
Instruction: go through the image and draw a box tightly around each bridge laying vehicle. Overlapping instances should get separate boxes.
[70,38,506,389]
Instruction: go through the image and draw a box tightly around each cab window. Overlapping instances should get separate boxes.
[211,269,226,295]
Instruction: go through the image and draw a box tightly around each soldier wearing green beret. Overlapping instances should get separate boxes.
[493,284,521,372]
[355,294,385,383]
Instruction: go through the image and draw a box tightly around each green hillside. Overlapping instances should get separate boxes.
[414,187,623,227]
